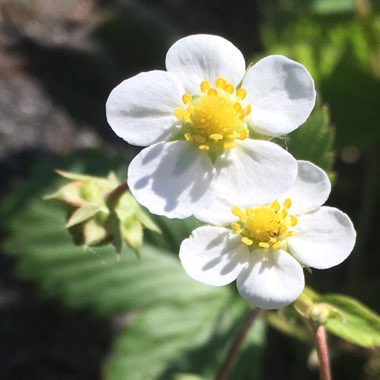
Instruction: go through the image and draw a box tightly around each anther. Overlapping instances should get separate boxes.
[216,77,227,88]
[182,93,192,104]
[259,242,270,249]
[239,129,249,140]
[281,209,288,218]
[175,108,184,120]
[236,88,247,99]
[223,142,235,149]
[224,84,234,94]
[271,201,280,212]
[245,105,252,116]
[208,89,218,96]
[242,237,253,246]
[233,102,242,112]
[184,133,193,142]
[198,144,210,151]
[210,133,223,140]
[239,110,246,120]
[231,223,242,233]
[272,241,282,249]
[290,216,298,226]
[182,110,190,122]
[200,80,210,93]
[283,198,292,209]
[231,206,246,222]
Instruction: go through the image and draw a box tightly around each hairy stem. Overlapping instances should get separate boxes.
[215,308,262,380]
[314,325,332,380]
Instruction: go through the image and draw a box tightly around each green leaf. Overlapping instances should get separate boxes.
[319,294,380,348]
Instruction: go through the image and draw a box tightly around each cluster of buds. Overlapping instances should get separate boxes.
[44,170,160,255]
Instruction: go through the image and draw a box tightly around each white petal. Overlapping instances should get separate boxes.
[179,226,249,286]
[214,139,297,208]
[236,249,304,310]
[128,141,217,219]
[106,70,184,146]
[288,207,356,269]
[279,160,331,215]
[243,55,316,136]
[165,34,246,94]
[194,196,237,226]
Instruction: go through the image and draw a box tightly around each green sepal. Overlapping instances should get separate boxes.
[122,220,143,257]
[65,203,100,228]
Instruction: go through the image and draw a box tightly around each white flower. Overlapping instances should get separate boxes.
[179,161,356,310]
[106,34,316,218]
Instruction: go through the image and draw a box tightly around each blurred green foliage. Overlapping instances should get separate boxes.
[261,0,380,148]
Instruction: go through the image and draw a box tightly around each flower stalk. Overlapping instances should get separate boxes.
[215,308,262,380]
[314,325,332,380]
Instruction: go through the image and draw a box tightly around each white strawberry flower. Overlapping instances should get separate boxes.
[106,34,316,218]
[179,161,356,310]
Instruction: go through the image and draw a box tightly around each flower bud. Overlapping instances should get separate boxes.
[44,170,160,255]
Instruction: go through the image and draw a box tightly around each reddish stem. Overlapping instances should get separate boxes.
[314,325,332,380]
[215,308,262,380]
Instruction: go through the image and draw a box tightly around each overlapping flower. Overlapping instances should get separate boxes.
[179,161,356,310]
[106,34,316,218]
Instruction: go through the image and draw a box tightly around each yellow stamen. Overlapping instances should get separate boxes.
[198,144,209,151]
[231,223,242,233]
[259,242,270,249]
[182,110,190,122]
[200,80,210,92]
[242,237,253,246]
[271,201,280,212]
[231,206,247,222]
[290,216,298,226]
[236,88,247,99]
[239,109,246,120]
[184,133,193,142]
[245,104,252,116]
[283,198,292,209]
[281,209,288,218]
[182,93,192,104]
[224,84,234,94]
[210,133,223,140]
[216,77,227,88]
[287,231,295,237]
[208,89,218,96]
[233,102,242,112]
[175,107,184,120]
[272,241,282,249]
[224,142,235,149]
[239,129,249,140]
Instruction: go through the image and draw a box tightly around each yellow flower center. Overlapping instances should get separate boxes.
[175,78,251,156]
[231,198,298,250]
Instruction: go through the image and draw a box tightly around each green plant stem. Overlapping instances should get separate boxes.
[314,325,332,380]
[215,308,262,380]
